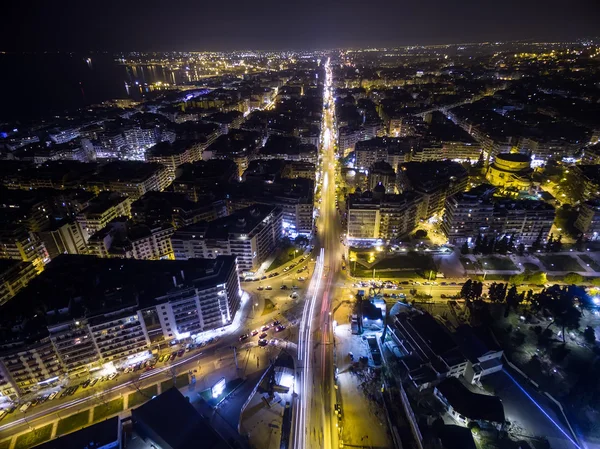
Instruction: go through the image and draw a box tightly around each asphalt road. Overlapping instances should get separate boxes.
[299,57,340,449]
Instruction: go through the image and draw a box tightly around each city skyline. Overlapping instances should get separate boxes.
[2,0,599,51]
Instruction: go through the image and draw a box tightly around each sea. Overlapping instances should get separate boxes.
[0,52,177,122]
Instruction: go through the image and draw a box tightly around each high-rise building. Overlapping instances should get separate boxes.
[171,205,282,274]
[442,185,497,244]
[0,255,241,398]
[397,161,468,219]
[347,191,423,240]
[0,224,48,273]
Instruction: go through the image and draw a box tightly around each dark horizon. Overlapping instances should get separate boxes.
[3,0,599,52]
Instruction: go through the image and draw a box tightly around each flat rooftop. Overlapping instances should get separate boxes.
[0,255,237,345]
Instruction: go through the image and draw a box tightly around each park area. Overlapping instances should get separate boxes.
[127,384,158,409]
[350,250,435,278]
[160,373,189,393]
[461,256,517,272]
[56,409,90,436]
[266,243,303,271]
[13,424,53,449]
[536,255,584,272]
[93,397,123,421]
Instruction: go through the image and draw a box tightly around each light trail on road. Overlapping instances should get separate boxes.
[292,55,340,449]
[295,248,325,449]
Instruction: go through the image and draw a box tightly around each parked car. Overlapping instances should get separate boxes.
[239,334,249,341]
[258,339,268,347]
[265,286,272,290]
[275,325,286,332]
[48,391,59,400]
[280,285,288,290]
[108,373,118,381]
[261,325,270,331]
[19,402,32,413]
[82,379,91,388]
[251,329,259,336]
[89,379,99,388]
[259,332,268,339]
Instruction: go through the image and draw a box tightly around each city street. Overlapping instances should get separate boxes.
[0,285,303,445]
[294,57,344,449]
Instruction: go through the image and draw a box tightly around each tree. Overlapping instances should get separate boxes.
[528,271,547,285]
[472,280,483,299]
[545,233,554,252]
[509,273,525,285]
[474,235,483,254]
[460,279,473,299]
[460,242,470,255]
[554,234,563,252]
[414,229,427,239]
[563,272,584,285]
[489,282,507,302]
[505,285,521,317]
[584,326,596,343]
[541,286,582,344]
[517,243,525,256]
[531,227,545,253]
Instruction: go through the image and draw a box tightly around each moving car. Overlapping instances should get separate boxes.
[265,286,272,290]
[258,339,268,347]
[239,334,249,341]
[275,325,286,332]
[251,329,259,336]
[259,332,268,339]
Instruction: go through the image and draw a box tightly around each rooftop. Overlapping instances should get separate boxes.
[132,387,232,449]
[436,377,505,424]
[172,204,280,240]
[146,140,200,157]
[0,255,237,345]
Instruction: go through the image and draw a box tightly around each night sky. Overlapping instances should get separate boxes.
[2,0,599,51]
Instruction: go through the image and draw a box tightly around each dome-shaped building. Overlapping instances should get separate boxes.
[486,153,533,192]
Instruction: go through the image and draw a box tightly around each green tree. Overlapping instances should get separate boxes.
[509,273,525,285]
[528,271,547,285]
[517,243,525,256]
[460,242,469,255]
[563,272,584,285]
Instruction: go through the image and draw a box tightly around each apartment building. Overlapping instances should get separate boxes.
[0,260,37,306]
[442,185,497,244]
[145,140,205,180]
[397,161,468,219]
[347,191,423,240]
[0,224,48,273]
[0,255,241,398]
[171,205,282,274]
[492,200,555,245]
[575,200,600,240]
[76,193,132,240]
